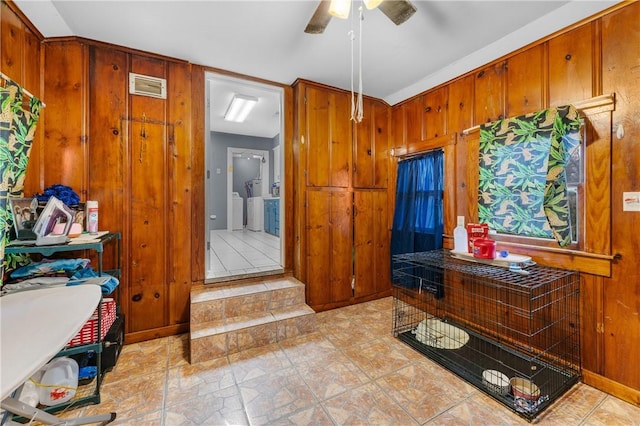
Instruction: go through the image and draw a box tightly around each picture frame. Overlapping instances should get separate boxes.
[9,197,39,239]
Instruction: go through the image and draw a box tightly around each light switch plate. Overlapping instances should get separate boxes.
[623,192,640,212]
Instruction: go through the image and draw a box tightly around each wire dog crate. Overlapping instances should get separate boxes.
[392,249,580,421]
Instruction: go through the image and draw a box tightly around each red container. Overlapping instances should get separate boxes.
[466,223,489,253]
[67,298,116,347]
[473,237,497,259]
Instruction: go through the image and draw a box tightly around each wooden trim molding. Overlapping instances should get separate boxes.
[392,133,456,158]
[574,93,615,113]
[495,241,614,277]
[461,93,616,135]
[3,0,44,39]
[126,323,189,344]
[582,370,640,407]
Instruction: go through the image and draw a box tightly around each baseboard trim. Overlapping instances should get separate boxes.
[582,370,640,407]
[310,290,393,312]
[125,323,189,344]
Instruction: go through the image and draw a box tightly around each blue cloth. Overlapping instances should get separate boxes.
[10,258,90,278]
[391,150,444,296]
[35,184,80,206]
[68,267,119,295]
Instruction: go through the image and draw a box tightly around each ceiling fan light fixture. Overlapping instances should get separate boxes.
[224,94,258,123]
[329,0,351,19]
[363,0,384,10]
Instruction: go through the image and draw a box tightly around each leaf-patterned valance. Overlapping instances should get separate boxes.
[1,79,44,284]
[478,105,582,247]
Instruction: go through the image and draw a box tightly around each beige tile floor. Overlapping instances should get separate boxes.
[54,297,640,425]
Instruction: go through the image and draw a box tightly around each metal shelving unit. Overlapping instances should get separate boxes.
[6,232,121,416]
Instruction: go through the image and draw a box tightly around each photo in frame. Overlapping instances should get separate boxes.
[9,197,39,240]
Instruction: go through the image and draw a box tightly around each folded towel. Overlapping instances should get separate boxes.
[10,258,90,278]
[69,267,119,295]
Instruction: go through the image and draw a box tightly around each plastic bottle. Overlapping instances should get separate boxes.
[453,216,468,253]
[38,357,79,406]
[86,200,99,233]
[18,370,43,407]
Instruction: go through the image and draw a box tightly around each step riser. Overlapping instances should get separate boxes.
[190,285,305,324]
[190,277,316,363]
[190,312,316,363]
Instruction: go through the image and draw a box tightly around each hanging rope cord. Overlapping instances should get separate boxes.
[349,3,364,123]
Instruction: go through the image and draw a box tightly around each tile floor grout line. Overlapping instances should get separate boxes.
[209,229,282,279]
[160,337,173,426]
[578,394,610,425]
[370,377,423,425]
[49,297,640,425]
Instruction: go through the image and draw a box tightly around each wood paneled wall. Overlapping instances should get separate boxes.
[389,2,640,403]
[2,0,639,405]
[1,1,43,196]
[38,41,196,342]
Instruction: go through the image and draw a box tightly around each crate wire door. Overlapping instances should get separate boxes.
[392,249,580,421]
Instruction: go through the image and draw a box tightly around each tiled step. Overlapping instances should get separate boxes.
[190,277,316,363]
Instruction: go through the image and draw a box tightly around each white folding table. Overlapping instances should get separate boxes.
[1,285,116,425]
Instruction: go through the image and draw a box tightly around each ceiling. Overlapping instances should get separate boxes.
[14,0,619,137]
[208,74,283,139]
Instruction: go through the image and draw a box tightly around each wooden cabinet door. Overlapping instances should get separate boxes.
[548,24,593,106]
[475,62,506,124]
[354,190,390,297]
[424,86,448,140]
[306,190,353,308]
[373,101,389,189]
[354,99,389,189]
[354,98,374,188]
[507,44,544,117]
[305,85,351,188]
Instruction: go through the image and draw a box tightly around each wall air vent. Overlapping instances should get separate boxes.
[129,73,166,99]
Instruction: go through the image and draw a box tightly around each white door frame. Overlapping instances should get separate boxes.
[226,147,270,231]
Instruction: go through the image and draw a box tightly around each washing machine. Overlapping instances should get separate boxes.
[232,192,243,230]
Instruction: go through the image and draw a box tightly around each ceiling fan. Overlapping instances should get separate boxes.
[305,0,417,34]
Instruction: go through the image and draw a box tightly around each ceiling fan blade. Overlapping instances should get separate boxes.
[378,0,417,26]
[304,0,332,34]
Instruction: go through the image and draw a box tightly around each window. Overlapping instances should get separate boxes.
[478,105,583,248]
[565,141,583,245]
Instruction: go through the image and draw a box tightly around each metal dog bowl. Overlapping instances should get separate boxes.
[482,369,510,395]
[510,377,541,400]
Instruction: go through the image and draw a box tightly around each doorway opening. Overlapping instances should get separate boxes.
[205,72,284,282]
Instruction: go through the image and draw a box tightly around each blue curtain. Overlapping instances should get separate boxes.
[391,150,444,294]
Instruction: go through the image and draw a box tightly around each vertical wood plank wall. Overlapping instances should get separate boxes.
[0,1,42,196]
[388,2,640,402]
[2,0,638,403]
